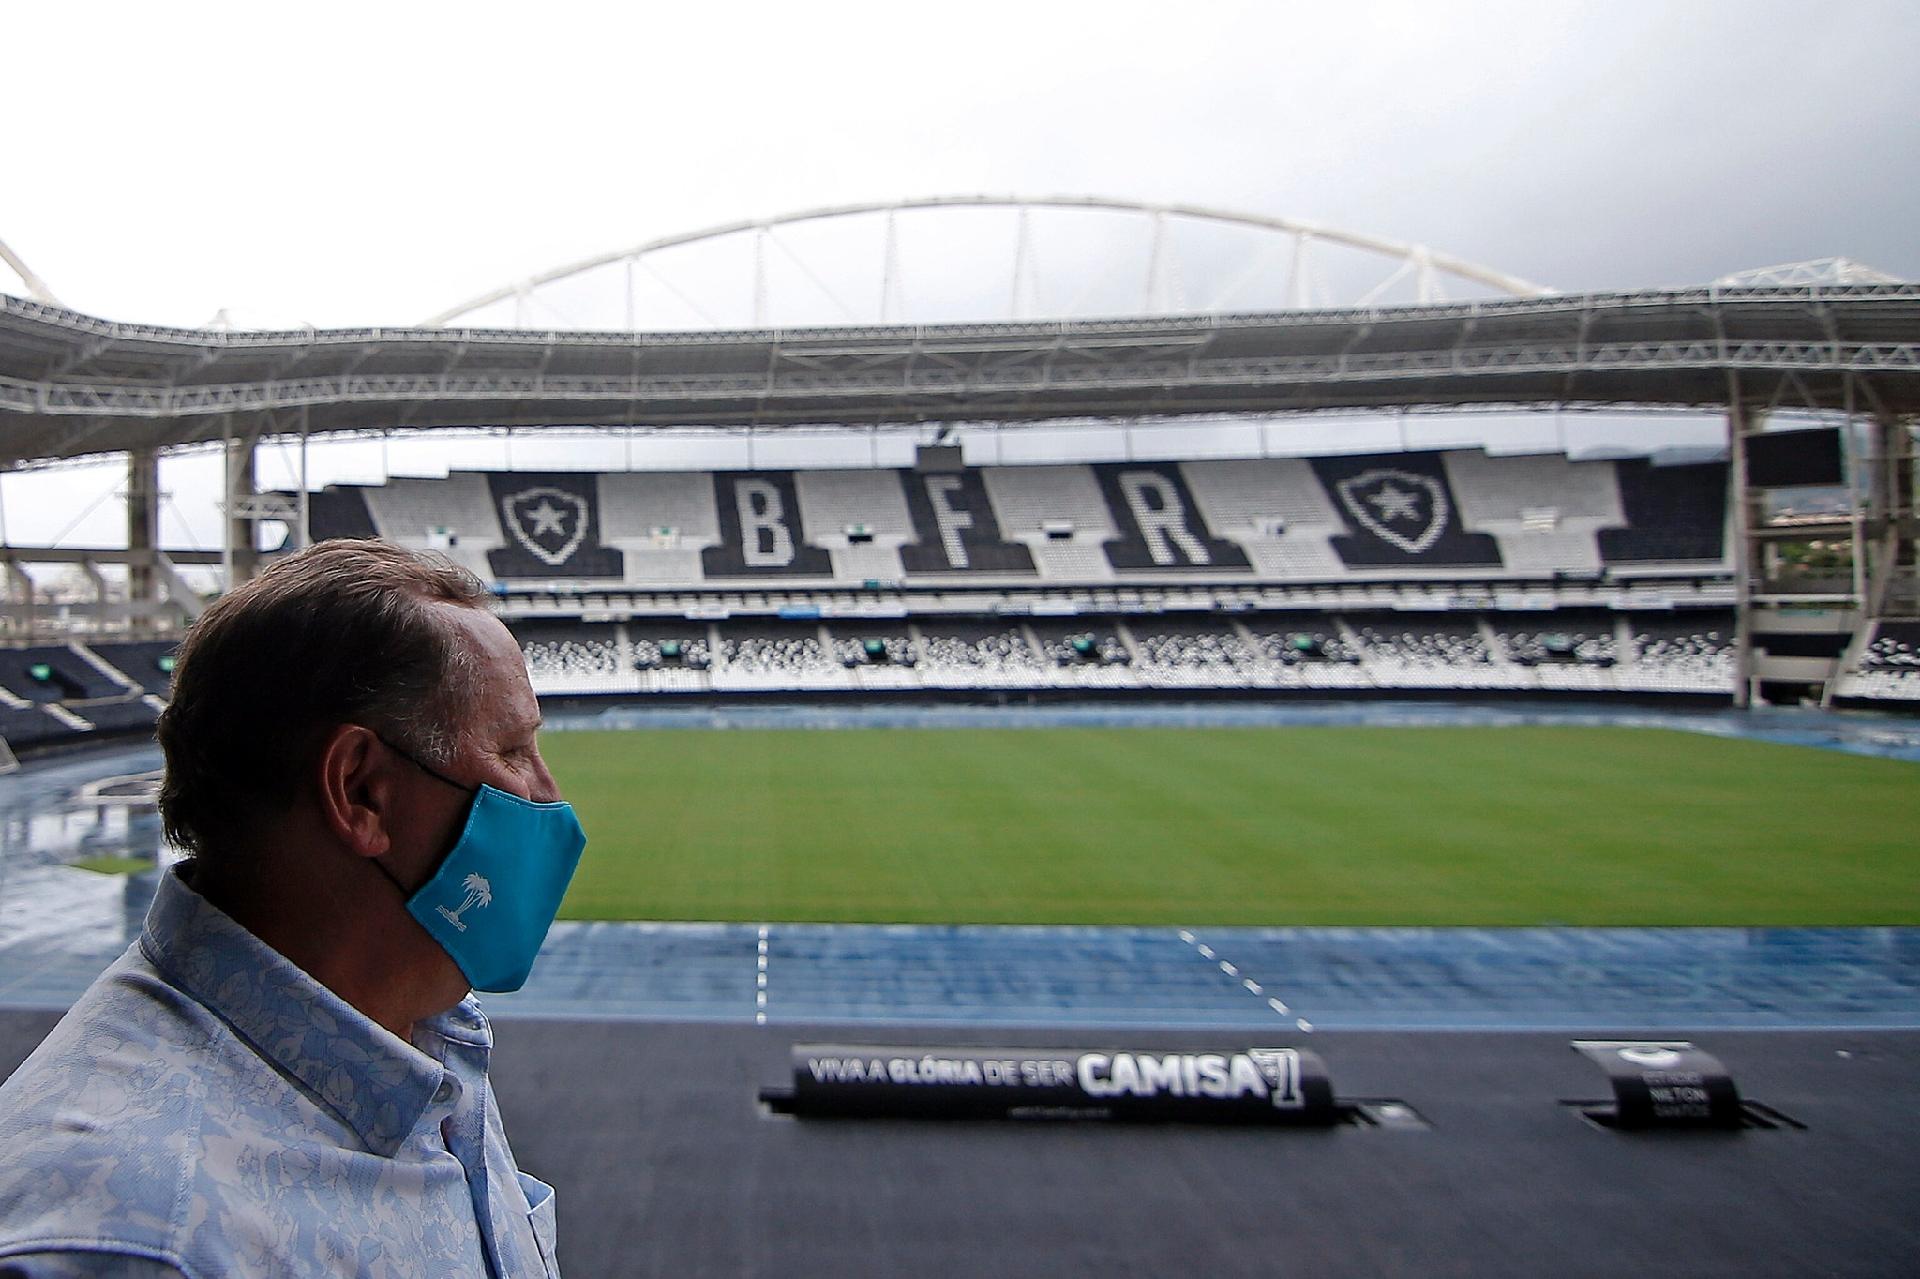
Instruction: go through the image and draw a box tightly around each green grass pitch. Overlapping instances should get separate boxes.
[540,725,1920,927]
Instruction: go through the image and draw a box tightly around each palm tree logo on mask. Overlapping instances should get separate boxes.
[437,873,493,932]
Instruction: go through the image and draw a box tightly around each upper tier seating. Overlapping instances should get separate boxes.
[980,466,1118,581]
[1311,452,1504,569]
[487,473,625,580]
[305,486,379,541]
[796,470,912,583]
[365,474,503,580]
[1598,460,1727,564]
[284,447,1732,587]
[1183,459,1349,579]
[1443,450,1625,573]
[599,472,722,586]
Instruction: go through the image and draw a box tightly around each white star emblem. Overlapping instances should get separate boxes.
[525,499,568,538]
[1367,483,1421,522]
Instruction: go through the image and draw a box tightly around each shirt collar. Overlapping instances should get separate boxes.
[139,863,492,1157]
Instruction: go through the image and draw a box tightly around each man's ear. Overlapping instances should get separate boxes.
[314,724,396,859]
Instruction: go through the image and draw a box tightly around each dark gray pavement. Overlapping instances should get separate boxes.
[7,1014,1916,1277]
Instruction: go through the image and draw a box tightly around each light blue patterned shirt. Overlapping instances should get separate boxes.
[0,867,559,1277]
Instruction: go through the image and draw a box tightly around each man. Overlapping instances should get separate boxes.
[0,540,584,1277]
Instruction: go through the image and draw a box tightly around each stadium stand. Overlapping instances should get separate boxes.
[795,469,912,584]
[276,448,1736,588]
[1091,463,1250,572]
[1027,618,1134,690]
[1239,616,1371,689]
[914,620,1048,688]
[487,473,625,580]
[825,620,922,690]
[1310,452,1503,569]
[702,473,837,580]
[978,465,1120,581]
[1835,621,1920,702]
[1346,612,1507,690]
[715,620,840,689]
[1598,459,1728,564]
[514,620,625,693]
[898,466,1037,576]
[68,698,161,735]
[86,641,178,696]
[1129,614,1261,688]
[1490,611,1621,692]
[364,473,504,582]
[1443,450,1624,573]
[1182,459,1350,579]
[304,485,380,541]
[630,625,714,694]
[0,646,123,703]
[1628,612,1737,692]
[0,705,67,751]
[599,472,721,587]
[24,442,1910,764]
[0,641,160,753]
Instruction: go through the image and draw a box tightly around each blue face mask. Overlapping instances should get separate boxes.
[377,742,587,993]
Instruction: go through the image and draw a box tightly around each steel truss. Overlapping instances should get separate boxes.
[1,284,1914,710]
[2,286,1918,467]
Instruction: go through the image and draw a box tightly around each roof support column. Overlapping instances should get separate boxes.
[126,447,160,635]
[1863,412,1917,619]
[1727,396,1756,708]
[296,407,311,551]
[2,559,32,639]
[223,423,260,589]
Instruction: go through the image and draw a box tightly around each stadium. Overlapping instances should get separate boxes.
[3,193,1918,1276]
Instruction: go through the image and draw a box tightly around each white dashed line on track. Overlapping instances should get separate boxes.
[1177,928,1304,1027]
[756,926,770,1024]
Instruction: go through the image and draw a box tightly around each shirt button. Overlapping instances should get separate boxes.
[434,1081,455,1104]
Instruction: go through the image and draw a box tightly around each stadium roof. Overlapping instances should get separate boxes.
[2,283,1917,468]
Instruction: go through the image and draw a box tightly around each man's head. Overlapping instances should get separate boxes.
[157,539,494,865]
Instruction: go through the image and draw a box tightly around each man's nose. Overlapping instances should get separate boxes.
[529,753,563,804]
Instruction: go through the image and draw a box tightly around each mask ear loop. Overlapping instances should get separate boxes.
[378,736,477,796]
[371,855,417,901]
[371,735,478,900]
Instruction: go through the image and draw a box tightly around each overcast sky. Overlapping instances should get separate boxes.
[3,0,1914,552]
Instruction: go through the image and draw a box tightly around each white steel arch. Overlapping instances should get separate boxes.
[424,195,1554,330]
[0,235,65,308]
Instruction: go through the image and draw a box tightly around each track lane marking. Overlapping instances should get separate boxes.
[756,926,769,1024]
[1179,928,1307,1030]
